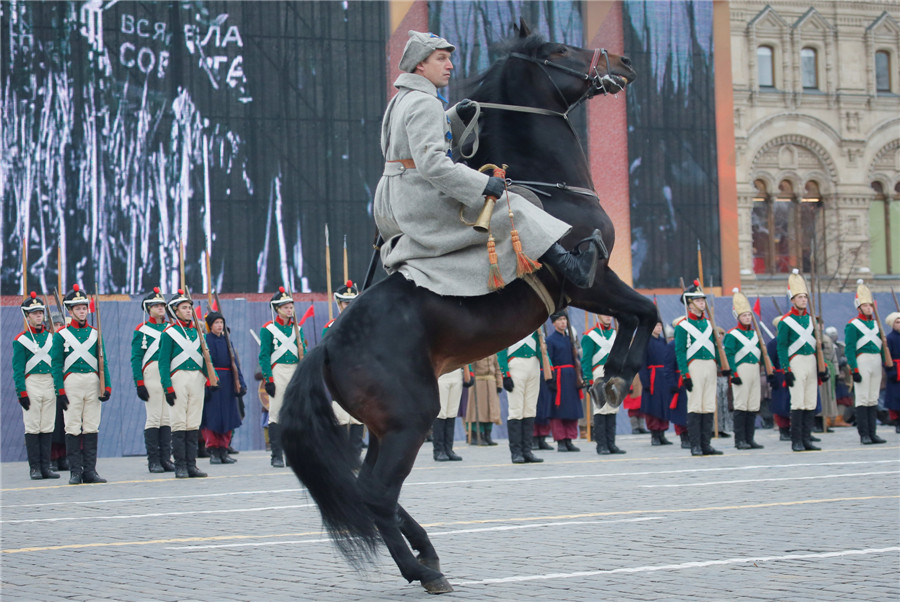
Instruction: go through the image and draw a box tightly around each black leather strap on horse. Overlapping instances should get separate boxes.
[510,180,599,199]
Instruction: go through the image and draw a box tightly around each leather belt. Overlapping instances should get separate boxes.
[388,159,416,169]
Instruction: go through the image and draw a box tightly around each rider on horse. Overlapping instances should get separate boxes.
[374,31,606,297]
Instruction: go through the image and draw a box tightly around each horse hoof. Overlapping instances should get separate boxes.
[603,377,626,408]
[418,554,441,573]
[590,382,607,409]
[422,576,454,594]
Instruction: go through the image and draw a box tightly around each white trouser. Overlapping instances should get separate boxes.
[437,369,463,419]
[142,362,171,429]
[63,372,102,435]
[506,356,540,420]
[854,352,883,407]
[267,363,295,424]
[591,365,619,415]
[23,374,56,434]
[332,401,362,425]
[788,354,817,411]
[169,370,207,431]
[732,362,761,412]
[686,359,717,413]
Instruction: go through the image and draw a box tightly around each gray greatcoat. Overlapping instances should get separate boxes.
[374,73,571,297]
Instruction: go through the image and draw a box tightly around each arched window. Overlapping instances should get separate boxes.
[875,51,891,92]
[870,181,895,274]
[798,181,823,274]
[757,46,775,88]
[751,177,824,275]
[801,47,818,89]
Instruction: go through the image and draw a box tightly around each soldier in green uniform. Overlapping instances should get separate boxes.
[498,330,550,463]
[582,314,626,454]
[51,285,111,484]
[13,292,59,479]
[674,280,726,456]
[724,289,764,450]
[158,290,211,478]
[259,287,307,468]
[777,269,825,452]
[844,280,886,445]
[323,281,365,457]
[131,287,175,473]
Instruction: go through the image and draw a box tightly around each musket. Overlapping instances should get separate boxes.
[179,241,218,386]
[93,293,106,393]
[325,224,333,321]
[870,301,894,369]
[286,281,305,361]
[749,311,773,377]
[537,326,553,380]
[343,234,349,284]
[891,286,900,312]
[205,248,215,312]
[21,239,29,331]
[705,293,730,374]
[771,296,783,316]
[52,288,66,327]
[801,274,827,374]
[679,277,689,318]
[43,295,57,335]
[213,290,243,395]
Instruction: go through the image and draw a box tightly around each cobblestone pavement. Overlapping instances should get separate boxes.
[2,426,898,601]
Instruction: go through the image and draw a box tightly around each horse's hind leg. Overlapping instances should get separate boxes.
[397,504,441,573]
[358,428,452,593]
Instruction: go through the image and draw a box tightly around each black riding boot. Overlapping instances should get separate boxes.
[700,414,722,455]
[25,433,42,479]
[508,419,525,463]
[39,433,60,478]
[445,419,462,461]
[867,406,886,444]
[779,425,791,441]
[268,422,285,467]
[595,414,610,454]
[521,418,543,463]
[539,230,606,289]
[733,410,749,449]
[159,426,175,471]
[650,430,661,446]
[687,413,703,456]
[349,424,365,457]
[790,410,805,452]
[144,428,164,473]
[746,412,763,448]
[185,430,207,477]
[657,430,672,445]
[66,433,84,484]
[172,430,188,478]
[679,430,690,449]
[802,410,820,451]
[209,446,224,464]
[536,434,553,450]
[82,433,107,483]
[432,418,449,461]
[606,414,625,454]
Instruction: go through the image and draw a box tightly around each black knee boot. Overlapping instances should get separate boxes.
[25,433,42,479]
[521,418,543,463]
[185,430,208,477]
[268,422,285,467]
[867,406,886,444]
[687,413,703,456]
[158,426,175,471]
[508,419,525,463]
[539,230,607,289]
[606,414,625,454]
[445,419,462,461]
[172,430,188,478]
[39,433,60,478]
[66,433,84,484]
[733,410,749,449]
[144,428,164,473]
[700,414,722,455]
[802,410,820,451]
[594,414,610,454]
[432,418,449,461]
[679,430,690,449]
[746,412,763,448]
[790,410,805,451]
[81,433,107,483]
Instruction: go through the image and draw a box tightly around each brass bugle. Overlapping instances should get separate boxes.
[473,196,496,233]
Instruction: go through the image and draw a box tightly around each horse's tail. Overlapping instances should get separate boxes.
[280,344,379,566]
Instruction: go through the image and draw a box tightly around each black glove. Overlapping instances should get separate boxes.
[238,397,246,420]
[99,390,110,402]
[209,383,219,392]
[455,98,477,122]
[482,176,505,199]
[670,386,680,396]
[721,369,731,378]
[818,368,830,382]
[784,372,796,388]
[766,374,777,387]
[136,384,150,401]
[496,387,503,395]
[547,377,557,393]
[18,396,30,411]
[57,394,69,411]
[165,391,177,406]
[683,376,693,392]
[265,381,276,397]
[852,371,862,383]
[502,376,514,392]
[238,385,247,396]
[462,378,474,388]
[730,375,742,386]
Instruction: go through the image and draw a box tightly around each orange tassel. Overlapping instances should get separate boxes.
[511,229,542,277]
[487,235,505,291]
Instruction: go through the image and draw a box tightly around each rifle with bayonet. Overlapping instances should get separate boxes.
[870,301,894,369]
[213,290,243,395]
[180,240,218,387]
[93,293,106,394]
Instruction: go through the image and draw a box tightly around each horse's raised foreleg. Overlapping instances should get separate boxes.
[357,428,452,594]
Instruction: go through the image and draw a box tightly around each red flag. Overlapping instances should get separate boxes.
[211,299,218,312]
[753,297,761,317]
[89,297,95,313]
[298,304,315,326]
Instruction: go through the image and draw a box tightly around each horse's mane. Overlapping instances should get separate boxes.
[456,32,546,100]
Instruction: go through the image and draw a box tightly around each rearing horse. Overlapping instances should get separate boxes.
[280,23,657,594]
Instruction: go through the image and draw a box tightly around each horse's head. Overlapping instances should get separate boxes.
[502,19,636,109]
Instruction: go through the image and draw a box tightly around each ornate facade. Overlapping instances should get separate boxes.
[730,1,900,295]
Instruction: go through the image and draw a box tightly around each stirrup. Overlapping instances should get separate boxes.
[574,229,608,261]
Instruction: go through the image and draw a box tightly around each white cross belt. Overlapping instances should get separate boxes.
[166,327,202,370]
[680,320,714,358]
[60,328,99,372]
[18,335,53,373]
[782,316,815,356]
[266,323,298,364]
[851,319,882,352]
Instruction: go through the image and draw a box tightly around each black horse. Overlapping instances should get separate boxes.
[280,22,657,593]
